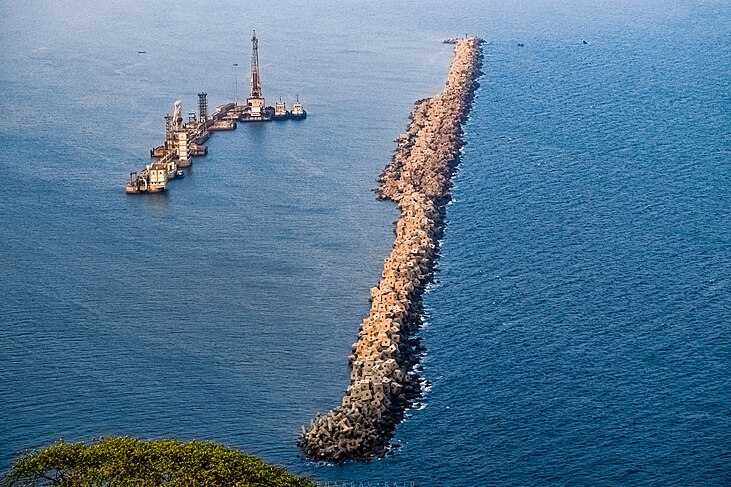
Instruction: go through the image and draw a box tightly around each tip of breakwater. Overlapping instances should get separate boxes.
[443,36,486,45]
[299,36,483,463]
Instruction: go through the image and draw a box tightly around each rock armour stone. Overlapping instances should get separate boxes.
[299,37,483,462]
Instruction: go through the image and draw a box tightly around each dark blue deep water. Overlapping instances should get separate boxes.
[1,1,729,485]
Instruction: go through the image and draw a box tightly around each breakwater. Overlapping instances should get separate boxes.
[298,36,482,462]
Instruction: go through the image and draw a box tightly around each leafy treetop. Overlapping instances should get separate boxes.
[3,436,316,487]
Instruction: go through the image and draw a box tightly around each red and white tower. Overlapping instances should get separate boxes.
[247,31,265,117]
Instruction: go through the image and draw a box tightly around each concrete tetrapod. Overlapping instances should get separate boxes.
[299,36,483,462]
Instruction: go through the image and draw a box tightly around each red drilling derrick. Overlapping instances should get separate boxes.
[250,31,262,99]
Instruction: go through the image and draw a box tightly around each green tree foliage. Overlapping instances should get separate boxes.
[3,437,316,487]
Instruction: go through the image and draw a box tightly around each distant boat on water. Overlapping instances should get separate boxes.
[273,97,290,120]
[290,95,307,120]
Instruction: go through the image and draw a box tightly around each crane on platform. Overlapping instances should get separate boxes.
[172,100,183,130]
[247,30,265,117]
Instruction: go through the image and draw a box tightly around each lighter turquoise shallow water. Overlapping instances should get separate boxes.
[1,1,729,486]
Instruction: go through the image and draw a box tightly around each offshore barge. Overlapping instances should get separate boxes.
[126,31,306,194]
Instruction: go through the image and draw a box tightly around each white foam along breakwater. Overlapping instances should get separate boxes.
[299,36,483,462]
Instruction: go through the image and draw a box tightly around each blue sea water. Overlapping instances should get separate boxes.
[1,1,729,486]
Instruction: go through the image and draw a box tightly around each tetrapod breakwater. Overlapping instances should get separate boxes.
[298,36,483,462]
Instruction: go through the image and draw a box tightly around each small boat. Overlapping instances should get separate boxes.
[273,97,290,120]
[290,95,307,120]
[175,169,185,178]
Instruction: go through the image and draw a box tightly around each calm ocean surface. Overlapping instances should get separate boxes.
[1,1,729,485]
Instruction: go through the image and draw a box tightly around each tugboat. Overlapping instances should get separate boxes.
[290,95,307,120]
[273,97,290,120]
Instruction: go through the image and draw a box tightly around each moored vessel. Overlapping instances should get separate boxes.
[273,97,290,120]
[209,120,236,131]
[290,95,307,120]
[125,172,140,194]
